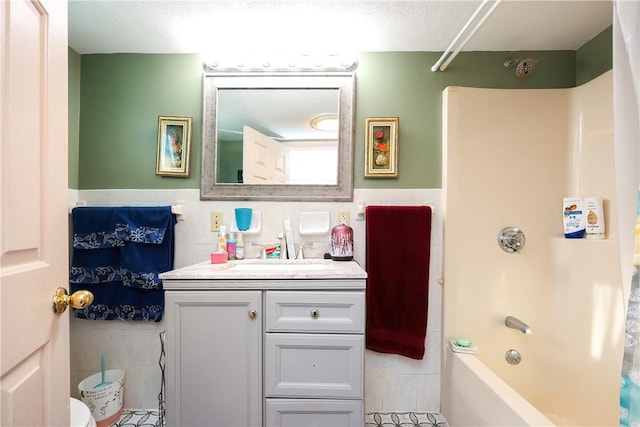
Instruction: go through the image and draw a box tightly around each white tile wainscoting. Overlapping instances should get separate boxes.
[68,188,443,414]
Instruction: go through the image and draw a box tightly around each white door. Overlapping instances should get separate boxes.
[1,0,70,425]
[243,125,288,184]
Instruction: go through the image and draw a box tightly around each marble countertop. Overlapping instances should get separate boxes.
[160,259,368,281]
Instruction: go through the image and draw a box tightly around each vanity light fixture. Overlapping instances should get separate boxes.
[310,113,339,131]
[202,54,357,73]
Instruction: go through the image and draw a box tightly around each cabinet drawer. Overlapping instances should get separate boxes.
[265,291,364,333]
[265,399,363,427]
[265,333,363,399]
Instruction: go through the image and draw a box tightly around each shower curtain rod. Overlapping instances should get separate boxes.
[431,0,503,72]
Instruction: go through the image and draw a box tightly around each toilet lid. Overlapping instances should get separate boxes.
[70,397,91,427]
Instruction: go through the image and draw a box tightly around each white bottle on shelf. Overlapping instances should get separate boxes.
[584,196,605,239]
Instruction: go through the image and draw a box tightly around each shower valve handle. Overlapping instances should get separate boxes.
[498,227,525,253]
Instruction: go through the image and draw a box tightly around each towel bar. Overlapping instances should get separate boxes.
[69,202,185,221]
[356,201,434,221]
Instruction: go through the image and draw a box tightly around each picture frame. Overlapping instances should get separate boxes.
[364,117,399,178]
[156,116,192,177]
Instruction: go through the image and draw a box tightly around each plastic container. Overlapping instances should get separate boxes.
[235,208,253,231]
[78,369,125,427]
[210,251,228,264]
[227,232,236,260]
[236,232,245,260]
[585,196,605,239]
[218,225,227,252]
[563,197,586,238]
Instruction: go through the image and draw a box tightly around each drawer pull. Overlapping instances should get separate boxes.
[248,309,257,319]
[311,309,319,318]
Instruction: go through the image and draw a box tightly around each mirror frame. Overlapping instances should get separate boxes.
[201,72,355,201]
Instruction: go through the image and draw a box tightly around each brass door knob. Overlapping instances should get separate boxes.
[52,287,94,314]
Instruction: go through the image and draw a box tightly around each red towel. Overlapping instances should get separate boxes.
[365,205,431,359]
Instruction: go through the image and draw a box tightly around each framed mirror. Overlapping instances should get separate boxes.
[201,73,355,201]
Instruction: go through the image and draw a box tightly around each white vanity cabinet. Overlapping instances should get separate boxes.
[164,291,263,427]
[160,260,367,427]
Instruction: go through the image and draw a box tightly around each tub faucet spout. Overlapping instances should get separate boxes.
[505,316,532,334]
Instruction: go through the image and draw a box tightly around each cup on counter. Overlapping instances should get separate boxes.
[235,208,253,231]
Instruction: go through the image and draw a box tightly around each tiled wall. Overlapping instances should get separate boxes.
[68,188,443,412]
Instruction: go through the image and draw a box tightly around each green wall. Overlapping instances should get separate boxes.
[218,139,243,183]
[354,50,578,189]
[72,27,612,191]
[576,27,612,86]
[78,54,203,189]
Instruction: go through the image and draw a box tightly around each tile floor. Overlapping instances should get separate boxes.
[111,409,449,427]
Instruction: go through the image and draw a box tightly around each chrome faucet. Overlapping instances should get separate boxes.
[296,243,312,260]
[505,316,532,334]
[250,244,267,260]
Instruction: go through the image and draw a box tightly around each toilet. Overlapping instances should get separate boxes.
[70,398,97,427]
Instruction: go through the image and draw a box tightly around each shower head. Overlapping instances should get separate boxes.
[515,58,537,77]
[503,57,538,77]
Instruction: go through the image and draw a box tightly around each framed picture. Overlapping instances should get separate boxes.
[364,117,399,178]
[156,116,192,177]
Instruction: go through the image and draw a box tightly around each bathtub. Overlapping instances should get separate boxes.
[441,349,554,426]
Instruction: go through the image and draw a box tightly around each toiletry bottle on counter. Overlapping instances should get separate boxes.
[585,196,605,239]
[227,232,236,260]
[236,232,245,260]
[563,197,586,238]
[218,225,227,253]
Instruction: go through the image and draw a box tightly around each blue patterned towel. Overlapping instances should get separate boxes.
[70,206,176,321]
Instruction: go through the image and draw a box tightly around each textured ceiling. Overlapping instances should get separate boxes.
[68,0,613,55]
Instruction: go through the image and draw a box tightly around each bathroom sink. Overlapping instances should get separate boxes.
[228,259,327,271]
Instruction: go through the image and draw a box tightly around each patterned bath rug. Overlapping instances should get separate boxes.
[365,411,449,427]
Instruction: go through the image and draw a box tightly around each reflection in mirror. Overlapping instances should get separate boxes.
[201,73,355,201]
[217,89,339,185]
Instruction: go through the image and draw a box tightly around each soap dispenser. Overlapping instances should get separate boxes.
[330,217,353,261]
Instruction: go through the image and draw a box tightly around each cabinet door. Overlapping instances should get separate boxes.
[165,291,262,427]
[266,399,363,427]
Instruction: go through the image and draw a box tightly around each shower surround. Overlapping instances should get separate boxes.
[441,71,623,426]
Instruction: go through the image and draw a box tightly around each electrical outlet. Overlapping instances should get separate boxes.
[211,212,223,232]
[338,211,350,225]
